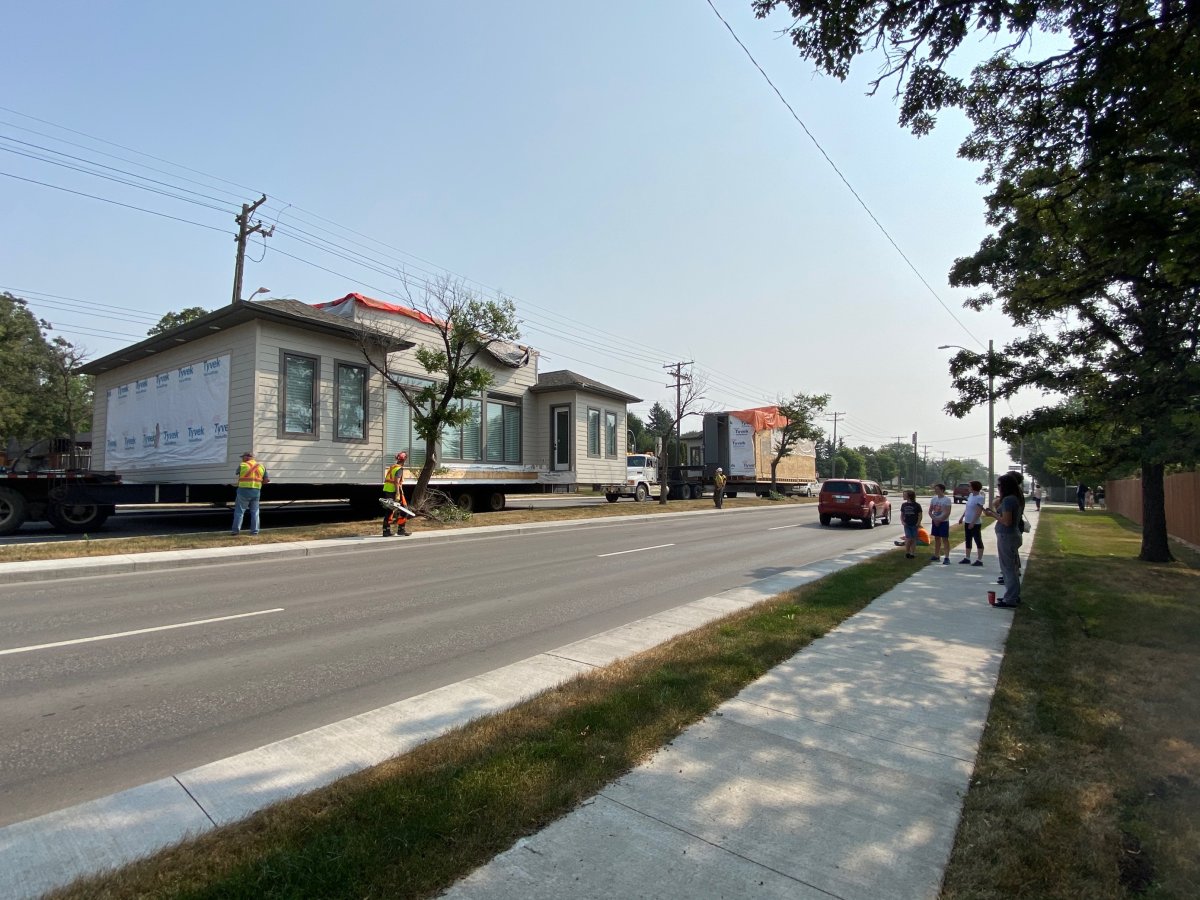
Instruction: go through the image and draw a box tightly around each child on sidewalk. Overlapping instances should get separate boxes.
[900,490,922,559]
[928,483,952,564]
[957,480,986,566]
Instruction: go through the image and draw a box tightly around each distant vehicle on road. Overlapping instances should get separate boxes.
[800,480,822,498]
[818,479,892,528]
[953,482,973,504]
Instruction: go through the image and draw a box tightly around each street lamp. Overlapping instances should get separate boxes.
[245,286,270,302]
[939,339,994,501]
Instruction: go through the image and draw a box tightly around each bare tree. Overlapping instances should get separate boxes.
[356,276,521,511]
[658,367,709,505]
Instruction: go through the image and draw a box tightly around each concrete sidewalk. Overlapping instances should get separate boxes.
[0,512,1033,899]
[442,519,1034,900]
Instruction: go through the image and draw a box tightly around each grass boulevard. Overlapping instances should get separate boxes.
[27,507,1200,899]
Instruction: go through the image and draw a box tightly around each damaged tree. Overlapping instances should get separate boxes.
[357,277,521,513]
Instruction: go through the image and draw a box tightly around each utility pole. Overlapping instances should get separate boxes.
[911,432,918,492]
[826,411,845,478]
[894,436,905,489]
[663,361,693,469]
[231,195,274,305]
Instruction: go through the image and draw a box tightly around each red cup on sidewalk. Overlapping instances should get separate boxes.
[987,590,997,606]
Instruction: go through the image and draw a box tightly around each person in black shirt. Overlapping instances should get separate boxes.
[900,490,922,559]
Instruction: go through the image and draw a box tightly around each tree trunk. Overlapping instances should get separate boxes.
[1138,461,1173,563]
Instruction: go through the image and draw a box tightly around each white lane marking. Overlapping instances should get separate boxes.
[597,543,675,558]
[0,608,286,656]
[768,523,803,530]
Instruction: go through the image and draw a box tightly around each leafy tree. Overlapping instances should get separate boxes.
[769,392,830,492]
[835,446,866,480]
[941,459,968,488]
[754,0,1200,561]
[358,278,520,512]
[0,293,50,448]
[147,306,210,336]
[0,293,92,468]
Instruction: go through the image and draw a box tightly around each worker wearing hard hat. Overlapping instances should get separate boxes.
[713,466,727,509]
[382,451,411,536]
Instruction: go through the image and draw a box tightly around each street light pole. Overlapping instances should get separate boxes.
[986,339,994,502]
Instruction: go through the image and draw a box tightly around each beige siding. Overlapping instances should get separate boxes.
[253,322,387,483]
[90,326,257,482]
[91,322,390,485]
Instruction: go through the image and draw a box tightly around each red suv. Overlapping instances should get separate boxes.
[818,479,892,528]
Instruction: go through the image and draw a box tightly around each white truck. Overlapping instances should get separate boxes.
[602,453,660,502]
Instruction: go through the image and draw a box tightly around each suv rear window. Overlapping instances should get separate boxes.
[822,480,861,493]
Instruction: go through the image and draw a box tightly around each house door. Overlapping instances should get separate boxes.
[552,406,571,471]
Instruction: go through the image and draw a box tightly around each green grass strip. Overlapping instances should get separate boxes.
[942,509,1200,899]
[55,545,923,900]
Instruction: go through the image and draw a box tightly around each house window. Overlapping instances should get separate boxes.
[605,410,618,458]
[334,361,367,441]
[485,399,521,462]
[587,407,601,457]
[441,398,482,461]
[385,376,433,467]
[282,351,319,438]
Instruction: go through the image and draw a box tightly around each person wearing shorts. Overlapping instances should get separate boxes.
[900,490,922,559]
[958,480,985,566]
[928,483,952,564]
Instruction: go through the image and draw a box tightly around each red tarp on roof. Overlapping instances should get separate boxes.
[727,406,790,432]
[314,293,439,326]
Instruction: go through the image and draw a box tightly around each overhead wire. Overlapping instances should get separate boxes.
[703,0,984,350]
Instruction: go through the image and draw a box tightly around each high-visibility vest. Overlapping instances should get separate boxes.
[383,463,405,494]
[238,461,265,490]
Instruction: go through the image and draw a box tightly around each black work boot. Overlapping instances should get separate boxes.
[382,527,392,537]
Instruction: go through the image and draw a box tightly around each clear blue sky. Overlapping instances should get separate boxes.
[1,2,1034,468]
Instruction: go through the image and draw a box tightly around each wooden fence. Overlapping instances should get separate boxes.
[1106,471,1200,548]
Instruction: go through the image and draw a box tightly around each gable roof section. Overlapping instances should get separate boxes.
[531,370,641,404]
[79,299,414,375]
[314,293,439,326]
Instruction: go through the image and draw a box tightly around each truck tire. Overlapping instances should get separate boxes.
[605,493,620,503]
[46,500,112,533]
[634,484,648,502]
[0,487,29,535]
[484,490,506,512]
[454,490,475,512]
[690,484,703,500]
[819,513,831,526]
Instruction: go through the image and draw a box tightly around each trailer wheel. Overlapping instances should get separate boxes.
[690,484,704,500]
[46,500,112,533]
[605,493,620,503]
[485,490,506,512]
[634,484,648,502]
[0,487,29,535]
[454,490,475,512]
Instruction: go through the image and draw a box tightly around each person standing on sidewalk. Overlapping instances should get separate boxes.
[1031,483,1043,511]
[712,467,727,508]
[231,451,269,536]
[928,483,952,564]
[957,480,986,566]
[900,490,922,559]
[382,451,411,537]
[985,472,1025,607]
[1076,482,1089,511]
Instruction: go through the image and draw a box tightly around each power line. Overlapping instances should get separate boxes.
[704,0,984,350]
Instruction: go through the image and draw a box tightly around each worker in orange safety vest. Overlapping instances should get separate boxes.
[382,451,410,536]
[231,451,269,535]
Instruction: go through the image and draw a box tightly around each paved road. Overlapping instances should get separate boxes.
[0,504,893,827]
[0,493,612,546]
